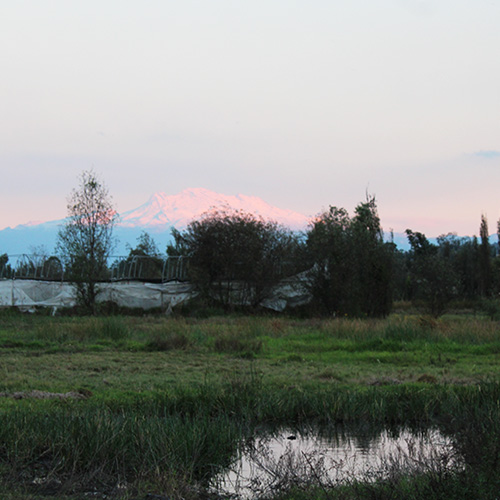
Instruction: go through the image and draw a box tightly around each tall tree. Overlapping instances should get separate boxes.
[0,254,11,279]
[405,229,458,317]
[436,233,479,301]
[306,196,394,317]
[306,206,353,315]
[351,196,394,317]
[479,214,492,297]
[497,218,500,250]
[56,170,116,313]
[120,231,163,281]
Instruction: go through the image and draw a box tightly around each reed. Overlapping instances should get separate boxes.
[2,383,500,497]
[3,313,500,352]
[1,382,500,497]
[0,406,242,495]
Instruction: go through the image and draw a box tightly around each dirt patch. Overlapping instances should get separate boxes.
[368,377,403,386]
[417,374,438,384]
[0,389,92,400]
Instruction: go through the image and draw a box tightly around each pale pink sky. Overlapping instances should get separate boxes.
[1,0,499,238]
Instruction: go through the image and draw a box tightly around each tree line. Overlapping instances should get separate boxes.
[2,170,500,317]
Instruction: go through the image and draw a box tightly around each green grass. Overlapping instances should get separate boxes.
[1,313,500,390]
[1,311,500,498]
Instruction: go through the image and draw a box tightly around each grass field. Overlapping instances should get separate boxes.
[1,309,500,499]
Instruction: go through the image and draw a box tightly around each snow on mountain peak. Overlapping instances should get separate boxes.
[119,188,309,230]
[148,192,168,203]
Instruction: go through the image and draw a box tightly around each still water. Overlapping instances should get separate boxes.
[210,426,457,498]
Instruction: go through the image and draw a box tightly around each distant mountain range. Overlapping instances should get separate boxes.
[119,188,310,230]
[0,188,311,256]
[2,187,448,257]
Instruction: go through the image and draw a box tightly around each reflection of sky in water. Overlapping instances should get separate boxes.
[211,427,457,499]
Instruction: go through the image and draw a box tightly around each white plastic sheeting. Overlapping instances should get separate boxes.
[0,280,196,311]
[260,276,310,312]
[101,281,195,311]
[0,280,75,309]
[0,277,311,312]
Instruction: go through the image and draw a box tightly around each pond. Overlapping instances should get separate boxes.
[209,425,459,499]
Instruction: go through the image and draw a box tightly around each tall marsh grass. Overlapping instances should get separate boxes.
[32,316,129,342]
[2,312,500,353]
[311,314,500,346]
[2,382,500,497]
[0,406,242,491]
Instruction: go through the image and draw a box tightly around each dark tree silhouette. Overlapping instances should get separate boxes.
[57,170,116,314]
[479,214,492,297]
[168,208,300,309]
[405,229,458,317]
[306,196,394,317]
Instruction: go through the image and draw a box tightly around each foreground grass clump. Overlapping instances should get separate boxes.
[2,383,500,498]
[1,311,500,498]
[0,405,241,495]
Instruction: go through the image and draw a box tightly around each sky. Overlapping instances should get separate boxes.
[1,0,499,237]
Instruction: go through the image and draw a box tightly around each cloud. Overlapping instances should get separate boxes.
[473,150,500,159]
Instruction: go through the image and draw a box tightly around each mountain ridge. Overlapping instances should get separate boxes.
[118,187,310,230]
[1,189,478,255]
[0,188,311,255]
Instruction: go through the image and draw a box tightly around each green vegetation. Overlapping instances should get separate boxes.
[168,207,302,309]
[56,170,117,314]
[1,311,500,498]
[7,180,500,320]
[306,196,394,317]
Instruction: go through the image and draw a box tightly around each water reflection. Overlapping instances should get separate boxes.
[210,426,457,499]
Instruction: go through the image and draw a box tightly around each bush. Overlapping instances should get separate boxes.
[95,316,129,340]
[168,208,303,310]
[213,332,263,356]
[146,332,190,351]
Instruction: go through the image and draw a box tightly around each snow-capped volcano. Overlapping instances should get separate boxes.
[0,188,310,255]
[118,188,310,230]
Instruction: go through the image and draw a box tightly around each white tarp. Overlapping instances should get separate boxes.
[98,281,196,310]
[0,277,310,312]
[260,276,310,311]
[0,280,196,311]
